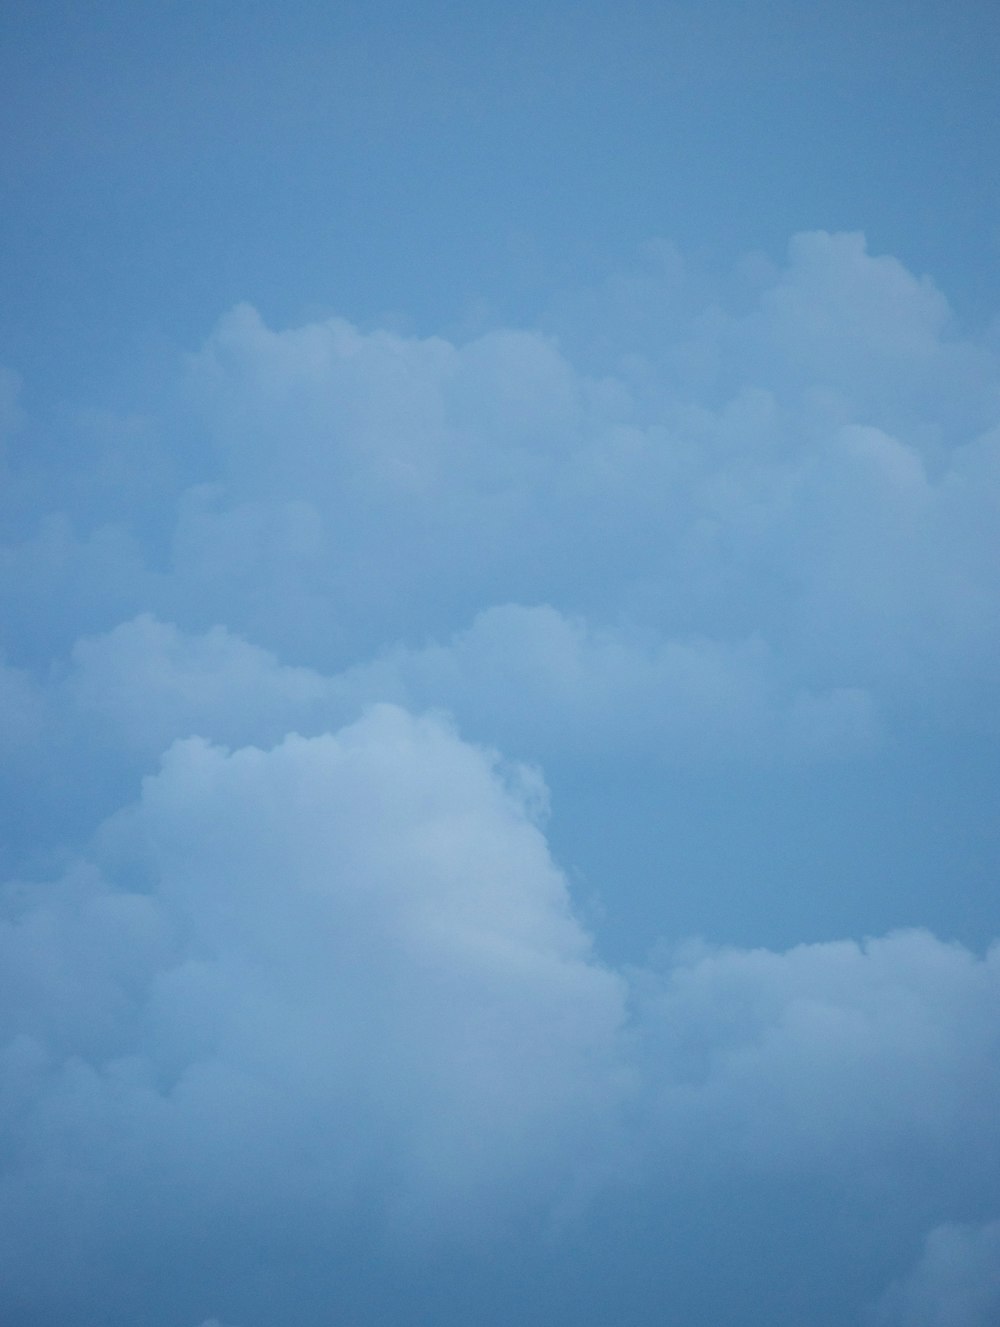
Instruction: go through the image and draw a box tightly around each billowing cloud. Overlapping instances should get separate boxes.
[331,602,883,764]
[133,234,1000,730]
[171,238,1000,695]
[67,613,337,758]
[1,231,999,1324]
[0,707,628,1318]
[1,709,998,1324]
[634,929,1000,1185]
[60,606,881,768]
[2,233,998,719]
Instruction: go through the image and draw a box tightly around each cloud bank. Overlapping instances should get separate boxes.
[1,232,999,1324]
[3,707,999,1325]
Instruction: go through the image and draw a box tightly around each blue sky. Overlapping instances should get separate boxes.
[3,0,999,397]
[2,4,1000,1325]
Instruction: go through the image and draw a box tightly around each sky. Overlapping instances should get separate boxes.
[1,2,1000,1325]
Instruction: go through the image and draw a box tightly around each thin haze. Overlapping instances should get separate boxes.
[1,3,999,1326]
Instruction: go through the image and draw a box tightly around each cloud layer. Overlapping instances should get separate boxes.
[1,232,999,1324]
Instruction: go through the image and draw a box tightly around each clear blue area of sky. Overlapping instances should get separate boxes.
[2,0,999,403]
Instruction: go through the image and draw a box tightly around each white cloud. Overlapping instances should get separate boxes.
[633,930,1000,1187]
[3,232,998,718]
[2,704,999,1320]
[164,234,1000,714]
[1,232,999,1321]
[0,706,628,1305]
[50,605,883,787]
[333,602,882,764]
[67,613,337,757]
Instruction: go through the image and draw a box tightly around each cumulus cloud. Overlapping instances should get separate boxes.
[67,613,337,757]
[332,602,883,764]
[0,708,629,1318]
[61,605,881,768]
[2,231,999,1324]
[1,709,999,1323]
[633,930,1000,1188]
[165,233,1000,717]
[3,231,998,711]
